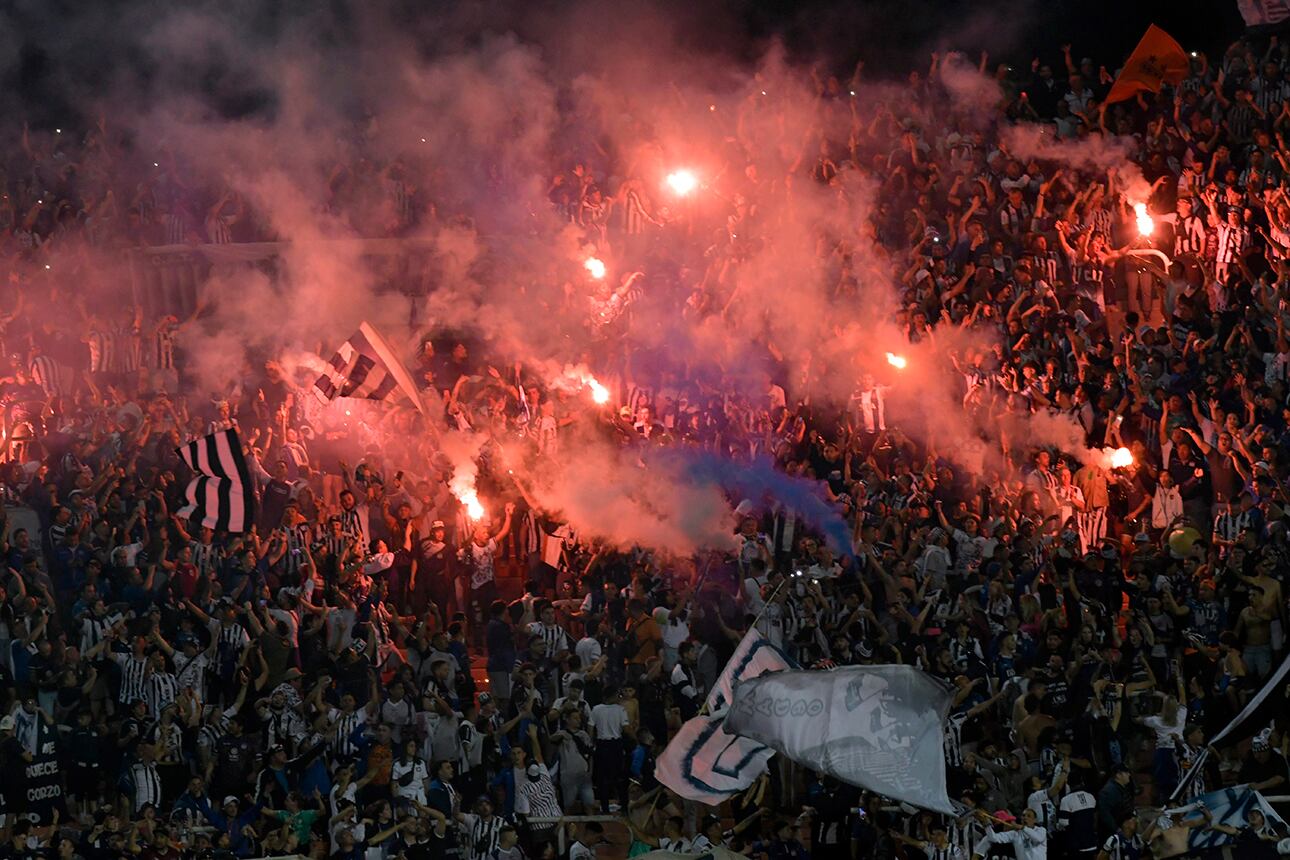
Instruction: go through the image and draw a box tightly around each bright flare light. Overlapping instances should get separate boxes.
[1110,447,1134,468]
[587,377,610,404]
[886,352,908,369]
[584,257,606,279]
[1133,202,1154,237]
[666,170,698,196]
[457,489,485,520]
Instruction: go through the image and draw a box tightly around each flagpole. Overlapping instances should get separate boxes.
[697,576,789,719]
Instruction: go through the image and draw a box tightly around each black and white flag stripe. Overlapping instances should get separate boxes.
[314,329,402,404]
[176,428,255,533]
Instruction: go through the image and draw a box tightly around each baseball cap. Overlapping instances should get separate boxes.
[526,763,542,777]
[477,692,493,705]
[0,716,13,731]
[431,520,446,530]
[223,796,239,807]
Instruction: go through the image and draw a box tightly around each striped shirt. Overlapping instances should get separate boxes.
[329,707,368,757]
[516,763,561,818]
[279,524,311,579]
[532,623,571,656]
[114,653,150,704]
[338,508,364,544]
[262,706,307,749]
[944,712,969,768]
[922,845,963,860]
[1215,222,1250,264]
[462,814,507,860]
[154,326,177,370]
[162,212,186,245]
[118,326,143,373]
[129,760,164,812]
[29,355,62,397]
[1253,76,1290,113]
[87,330,114,373]
[1174,214,1206,256]
[147,671,180,718]
[1100,832,1143,860]
[190,540,221,578]
[81,613,121,654]
[623,189,651,234]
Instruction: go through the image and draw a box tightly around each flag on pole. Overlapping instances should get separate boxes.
[655,629,796,804]
[1157,787,1287,857]
[1238,0,1290,27]
[1171,650,1290,800]
[176,428,255,533]
[724,665,955,814]
[1105,25,1190,104]
[314,321,426,415]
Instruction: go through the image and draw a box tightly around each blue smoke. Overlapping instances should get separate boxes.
[675,450,855,560]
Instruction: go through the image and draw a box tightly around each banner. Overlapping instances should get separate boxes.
[655,629,796,804]
[724,665,955,814]
[22,720,63,825]
[1156,786,1286,858]
[1105,25,1190,104]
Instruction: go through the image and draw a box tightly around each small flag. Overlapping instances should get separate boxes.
[655,628,796,804]
[725,664,956,814]
[176,428,255,533]
[314,322,426,414]
[1105,25,1190,105]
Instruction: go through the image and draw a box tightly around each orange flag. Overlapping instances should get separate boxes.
[1105,24,1189,104]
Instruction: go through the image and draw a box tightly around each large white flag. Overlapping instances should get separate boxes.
[724,665,955,814]
[655,629,795,804]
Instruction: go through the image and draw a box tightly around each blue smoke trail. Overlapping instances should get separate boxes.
[676,450,855,560]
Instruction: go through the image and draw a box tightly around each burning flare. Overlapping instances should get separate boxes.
[665,170,698,196]
[1133,202,1154,237]
[459,489,485,520]
[448,461,486,520]
[583,257,606,279]
[554,364,612,405]
[1110,447,1134,468]
[586,376,610,404]
[885,352,908,369]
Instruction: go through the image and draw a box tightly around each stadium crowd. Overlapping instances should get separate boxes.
[3,22,1290,860]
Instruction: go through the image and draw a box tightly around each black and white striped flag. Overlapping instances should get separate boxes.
[176,428,255,533]
[314,327,404,404]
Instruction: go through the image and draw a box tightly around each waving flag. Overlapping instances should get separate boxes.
[1105,25,1190,104]
[1171,651,1290,800]
[177,428,255,533]
[655,629,795,804]
[725,665,955,814]
[1157,787,1287,857]
[314,321,426,415]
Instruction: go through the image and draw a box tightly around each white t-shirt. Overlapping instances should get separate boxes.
[575,637,602,666]
[589,702,628,739]
[1142,706,1187,747]
[391,758,429,804]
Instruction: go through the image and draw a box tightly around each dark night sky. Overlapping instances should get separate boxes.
[0,0,1257,127]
